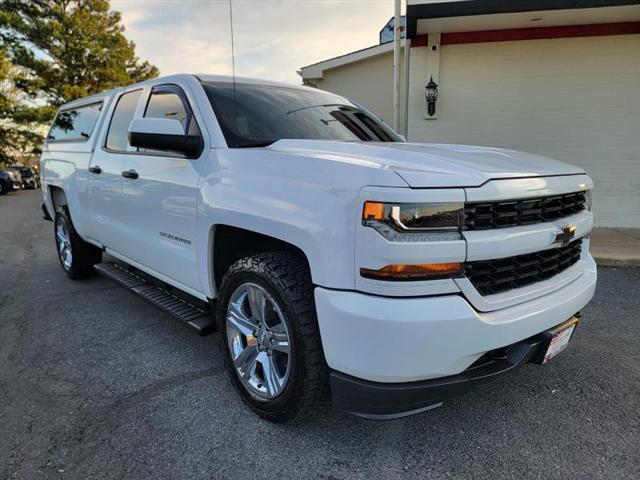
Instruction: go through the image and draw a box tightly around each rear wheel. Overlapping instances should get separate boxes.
[54,206,102,279]
[218,251,328,422]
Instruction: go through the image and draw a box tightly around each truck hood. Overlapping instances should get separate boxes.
[267,140,585,187]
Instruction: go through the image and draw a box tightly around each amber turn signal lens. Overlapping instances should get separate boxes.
[360,262,461,281]
[363,201,385,221]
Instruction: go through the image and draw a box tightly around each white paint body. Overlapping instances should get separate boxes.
[40,74,596,384]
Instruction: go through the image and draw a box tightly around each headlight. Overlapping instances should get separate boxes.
[362,201,463,241]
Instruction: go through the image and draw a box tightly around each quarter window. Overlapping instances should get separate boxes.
[105,90,142,152]
[47,102,102,142]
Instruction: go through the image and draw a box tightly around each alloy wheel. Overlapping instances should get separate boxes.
[56,218,73,270]
[225,283,292,400]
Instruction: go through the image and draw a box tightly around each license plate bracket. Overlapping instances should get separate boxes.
[532,314,581,365]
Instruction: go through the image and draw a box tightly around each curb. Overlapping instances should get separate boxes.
[593,256,640,268]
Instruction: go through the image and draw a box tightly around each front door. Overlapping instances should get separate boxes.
[118,84,203,294]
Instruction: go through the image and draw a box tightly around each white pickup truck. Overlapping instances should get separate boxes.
[40,74,596,422]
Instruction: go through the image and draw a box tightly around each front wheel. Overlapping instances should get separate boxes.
[54,206,102,279]
[218,251,328,422]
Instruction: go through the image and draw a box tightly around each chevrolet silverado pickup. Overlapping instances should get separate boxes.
[40,74,596,422]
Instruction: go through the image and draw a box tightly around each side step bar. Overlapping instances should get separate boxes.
[94,262,215,336]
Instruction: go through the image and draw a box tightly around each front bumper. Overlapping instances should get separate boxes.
[315,256,596,416]
[331,331,550,419]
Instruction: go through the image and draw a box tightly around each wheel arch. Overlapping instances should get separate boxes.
[209,224,312,297]
[49,185,68,210]
[43,184,69,222]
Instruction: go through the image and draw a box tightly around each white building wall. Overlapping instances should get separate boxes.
[408,34,640,228]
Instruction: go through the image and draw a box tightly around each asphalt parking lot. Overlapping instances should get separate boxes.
[1,190,639,480]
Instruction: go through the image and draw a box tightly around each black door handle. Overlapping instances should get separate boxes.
[88,166,102,174]
[122,169,139,179]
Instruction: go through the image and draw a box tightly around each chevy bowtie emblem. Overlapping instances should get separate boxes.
[554,224,577,245]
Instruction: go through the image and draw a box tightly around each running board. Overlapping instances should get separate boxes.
[94,262,215,336]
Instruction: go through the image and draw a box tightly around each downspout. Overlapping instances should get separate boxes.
[403,36,411,138]
[392,0,401,132]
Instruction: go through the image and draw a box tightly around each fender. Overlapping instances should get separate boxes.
[42,157,83,226]
[195,147,406,299]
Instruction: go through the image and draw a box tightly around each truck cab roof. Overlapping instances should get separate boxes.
[57,74,311,111]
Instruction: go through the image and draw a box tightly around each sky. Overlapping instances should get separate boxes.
[112,0,404,85]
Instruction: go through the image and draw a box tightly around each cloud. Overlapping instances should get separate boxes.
[112,0,399,84]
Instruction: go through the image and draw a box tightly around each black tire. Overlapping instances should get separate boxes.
[0,181,7,195]
[217,251,329,422]
[54,206,102,279]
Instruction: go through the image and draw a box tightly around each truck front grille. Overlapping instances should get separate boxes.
[465,241,582,296]
[464,191,587,230]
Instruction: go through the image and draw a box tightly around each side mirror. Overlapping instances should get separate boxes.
[128,118,203,158]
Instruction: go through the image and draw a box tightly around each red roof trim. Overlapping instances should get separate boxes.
[411,35,429,47]
[411,22,640,47]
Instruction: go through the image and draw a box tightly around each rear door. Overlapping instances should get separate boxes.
[117,83,204,293]
[87,88,143,250]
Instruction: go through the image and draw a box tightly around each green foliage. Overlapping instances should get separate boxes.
[0,0,159,162]
[0,47,42,165]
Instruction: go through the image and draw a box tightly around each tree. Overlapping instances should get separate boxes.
[0,0,158,162]
[0,47,44,165]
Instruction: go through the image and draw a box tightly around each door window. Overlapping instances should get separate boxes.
[141,85,201,156]
[145,90,190,132]
[105,90,142,152]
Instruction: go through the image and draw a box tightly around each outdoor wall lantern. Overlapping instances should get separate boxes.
[425,76,439,117]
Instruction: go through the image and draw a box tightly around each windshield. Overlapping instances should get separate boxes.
[201,81,401,148]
